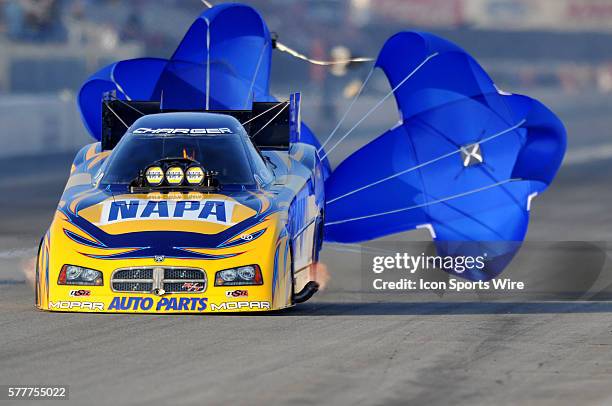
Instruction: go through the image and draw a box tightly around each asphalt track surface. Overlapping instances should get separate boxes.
[1,98,612,405]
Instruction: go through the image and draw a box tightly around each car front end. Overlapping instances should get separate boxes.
[36,192,294,313]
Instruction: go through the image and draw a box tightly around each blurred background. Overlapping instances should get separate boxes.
[1,4,611,401]
[0,0,610,246]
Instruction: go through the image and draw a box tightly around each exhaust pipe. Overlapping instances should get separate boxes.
[293,281,319,303]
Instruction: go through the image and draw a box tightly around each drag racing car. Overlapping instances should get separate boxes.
[36,96,326,313]
[35,2,565,313]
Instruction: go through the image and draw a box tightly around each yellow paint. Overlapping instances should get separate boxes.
[36,207,295,313]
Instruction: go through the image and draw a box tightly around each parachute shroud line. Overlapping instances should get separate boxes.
[250,102,289,139]
[245,42,269,109]
[241,100,289,126]
[318,68,375,154]
[321,52,440,161]
[326,120,527,205]
[326,178,522,226]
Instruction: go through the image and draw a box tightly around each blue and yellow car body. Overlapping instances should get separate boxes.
[36,112,326,313]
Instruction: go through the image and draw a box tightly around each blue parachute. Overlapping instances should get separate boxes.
[77,3,325,161]
[154,3,274,111]
[79,3,272,139]
[323,32,566,280]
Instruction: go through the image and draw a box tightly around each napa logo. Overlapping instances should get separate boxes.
[99,199,236,225]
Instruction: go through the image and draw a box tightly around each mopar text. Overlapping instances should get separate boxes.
[49,301,104,311]
[210,301,270,311]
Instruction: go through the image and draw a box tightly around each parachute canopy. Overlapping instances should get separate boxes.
[79,3,274,141]
[78,3,328,173]
[323,32,566,280]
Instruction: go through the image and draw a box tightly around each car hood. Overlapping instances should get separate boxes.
[57,190,279,261]
[76,192,264,235]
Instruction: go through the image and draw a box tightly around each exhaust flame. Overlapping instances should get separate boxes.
[21,256,37,290]
[311,262,330,291]
[182,148,195,160]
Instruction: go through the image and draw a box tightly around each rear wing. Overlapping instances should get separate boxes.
[101,93,302,151]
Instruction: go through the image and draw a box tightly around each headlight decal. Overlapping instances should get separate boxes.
[145,166,164,186]
[165,166,185,185]
[214,265,263,286]
[58,265,103,286]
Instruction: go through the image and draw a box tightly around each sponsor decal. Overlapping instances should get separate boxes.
[210,301,270,311]
[108,296,208,312]
[145,166,164,186]
[100,199,236,225]
[68,289,91,297]
[49,301,104,311]
[165,166,184,185]
[185,167,205,185]
[133,128,233,135]
[225,290,248,298]
[182,282,205,292]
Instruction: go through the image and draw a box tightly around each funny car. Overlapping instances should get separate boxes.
[36,96,326,313]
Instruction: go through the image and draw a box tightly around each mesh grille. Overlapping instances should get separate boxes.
[113,268,154,280]
[164,268,205,280]
[111,268,206,293]
[112,281,154,292]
